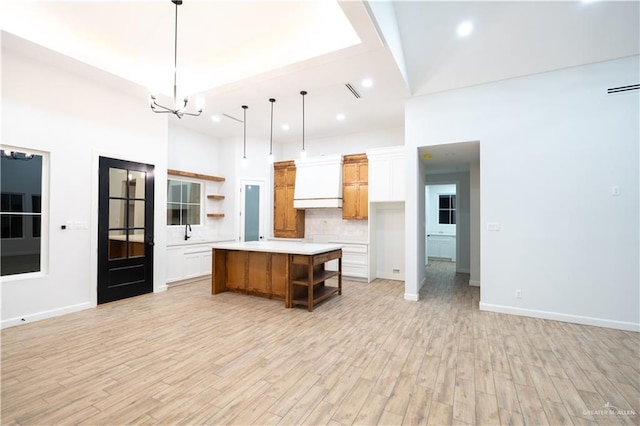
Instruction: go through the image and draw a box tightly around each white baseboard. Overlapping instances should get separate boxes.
[469,280,480,287]
[457,267,470,274]
[155,284,168,292]
[479,302,640,332]
[376,272,405,281]
[1,302,92,329]
[404,293,419,301]
[405,276,426,301]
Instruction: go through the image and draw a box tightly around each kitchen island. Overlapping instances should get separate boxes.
[211,241,342,311]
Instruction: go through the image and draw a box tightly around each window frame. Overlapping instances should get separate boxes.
[0,146,49,280]
[166,178,203,227]
[438,193,456,225]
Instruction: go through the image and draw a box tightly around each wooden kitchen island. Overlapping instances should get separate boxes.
[211,241,342,311]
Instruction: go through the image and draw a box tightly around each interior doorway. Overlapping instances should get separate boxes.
[426,183,458,264]
[419,141,480,287]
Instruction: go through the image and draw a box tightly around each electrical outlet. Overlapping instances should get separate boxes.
[487,222,501,231]
[611,185,621,196]
[515,289,522,299]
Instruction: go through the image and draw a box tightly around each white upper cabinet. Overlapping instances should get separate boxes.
[366,146,405,202]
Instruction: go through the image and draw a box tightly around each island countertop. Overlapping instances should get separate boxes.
[211,240,342,256]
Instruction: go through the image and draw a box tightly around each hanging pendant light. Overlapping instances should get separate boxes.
[300,90,307,159]
[242,105,248,167]
[268,98,275,163]
[149,0,203,119]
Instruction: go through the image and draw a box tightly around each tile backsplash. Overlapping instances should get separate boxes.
[304,208,368,242]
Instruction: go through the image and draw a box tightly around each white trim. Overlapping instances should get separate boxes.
[155,284,168,292]
[479,302,640,332]
[469,280,480,287]
[457,267,470,274]
[1,302,92,329]
[404,293,419,301]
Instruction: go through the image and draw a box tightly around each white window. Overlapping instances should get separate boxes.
[438,194,456,225]
[167,179,201,226]
[1,147,47,276]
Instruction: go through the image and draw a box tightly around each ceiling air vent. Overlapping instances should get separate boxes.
[607,84,639,95]
[345,83,361,99]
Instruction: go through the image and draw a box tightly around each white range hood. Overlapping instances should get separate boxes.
[294,155,343,209]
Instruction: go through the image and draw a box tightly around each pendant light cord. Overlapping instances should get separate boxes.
[242,105,248,159]
[300,91,307,152]
[173,1,179,107]
[269,99,275,155]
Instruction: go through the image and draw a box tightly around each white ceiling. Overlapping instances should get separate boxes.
[1,0,638,157]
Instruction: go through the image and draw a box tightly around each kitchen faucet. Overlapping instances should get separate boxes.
[184,224,192,240]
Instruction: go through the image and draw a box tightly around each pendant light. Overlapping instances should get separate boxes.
[149,0,204,119]
[300,90,307,159]
[242,105,248,167]
[268,98,275,163]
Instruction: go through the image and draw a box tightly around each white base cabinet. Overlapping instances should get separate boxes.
[167,244,214,284]
[326,243,369,282]
[427,235,456,261]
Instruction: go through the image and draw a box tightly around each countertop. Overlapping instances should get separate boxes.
[167,237,235,247]
[211,240,343,255]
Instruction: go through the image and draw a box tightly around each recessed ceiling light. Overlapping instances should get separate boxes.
[457,21,473,38]
[336,113,345,121]
[362,78,373,88]
[211,115,221,122]
[282,124,290,131]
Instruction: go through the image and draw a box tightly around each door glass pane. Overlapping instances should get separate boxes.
[245,184,259,241]
[109,199,127,228]
[108,229,126,260]
[129,171,145,199]
[109,168,128,198]
[128,229,145,258]
[130,200,145,228]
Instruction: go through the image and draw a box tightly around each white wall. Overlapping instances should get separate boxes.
[406,56,639,331]
[1,40,169,327]
[469,161,481,286]
[166,124,227,243]
[168,124,221,174]
[372,203,405,280]
[279,126,403,160]
[226,136,274,240]
[404,146,426,300]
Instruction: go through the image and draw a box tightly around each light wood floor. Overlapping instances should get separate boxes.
[2,261,638,425]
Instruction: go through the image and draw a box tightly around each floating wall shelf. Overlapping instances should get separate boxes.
[168,169,225,182]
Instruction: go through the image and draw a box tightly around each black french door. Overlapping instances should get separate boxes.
[98,157,154,304]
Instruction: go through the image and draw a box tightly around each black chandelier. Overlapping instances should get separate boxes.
[149,0,203,119]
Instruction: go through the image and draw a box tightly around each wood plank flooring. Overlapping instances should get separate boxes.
[2,261,638,425]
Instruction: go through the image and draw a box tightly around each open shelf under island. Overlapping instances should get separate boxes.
[211,241,342,312]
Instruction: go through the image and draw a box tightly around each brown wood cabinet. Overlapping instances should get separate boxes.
[342,154,368,220]
[273,161,305,238]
